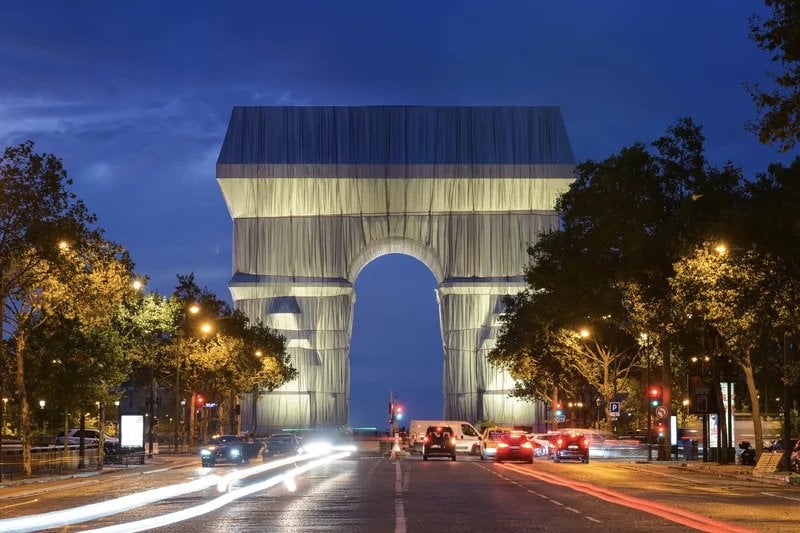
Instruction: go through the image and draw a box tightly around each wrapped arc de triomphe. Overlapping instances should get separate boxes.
[216,106,575,433]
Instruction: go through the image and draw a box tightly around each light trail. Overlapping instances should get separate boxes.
[501,463,755,533]
[86,451,351,533]
[0,451,335,533]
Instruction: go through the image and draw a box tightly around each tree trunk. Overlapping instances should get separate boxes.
[603,360,612,432]
[741,350,763,458]
[14,333,31,476]
[712,369,729,463]
[63,405,69,452]
[98,403,105,469]
[551,387,559,431]
[78,409,86,469]
[189,391,196,451]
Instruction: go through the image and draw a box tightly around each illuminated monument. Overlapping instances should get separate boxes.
[217,106,575,432]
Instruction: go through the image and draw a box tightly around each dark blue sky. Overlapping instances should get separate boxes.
[1,1,788,428]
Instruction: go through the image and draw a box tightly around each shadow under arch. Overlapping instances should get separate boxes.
[348,236,445,284]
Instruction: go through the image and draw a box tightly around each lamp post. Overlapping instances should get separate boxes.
[173,304,203,454]
[639,333,653,462]
[38,400,46,430]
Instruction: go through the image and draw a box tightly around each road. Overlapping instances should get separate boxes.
[1,453,799,532]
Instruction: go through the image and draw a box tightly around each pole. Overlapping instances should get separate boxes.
[173,338,180,454]
[646,343,652,462]
[148,368,155,458]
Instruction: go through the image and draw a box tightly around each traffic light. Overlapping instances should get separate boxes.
[395,405,403,421]
[555,402,563,417]
[648,386,662,408]
[656,421,666,438]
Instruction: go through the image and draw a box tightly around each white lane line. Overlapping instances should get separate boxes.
[538,494,549,499]
[551,500,564,506]
[394,461,406,533]
[565,507,581,514]
[141,468,171,475]
[761,491,800,503]
[0,499,39,511]
[586,516,602,523]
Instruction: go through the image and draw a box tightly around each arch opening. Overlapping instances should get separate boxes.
[349,253,443,429]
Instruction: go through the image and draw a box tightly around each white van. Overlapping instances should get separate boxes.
[408,420,482,454]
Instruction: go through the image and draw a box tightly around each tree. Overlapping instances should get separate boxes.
[1,141,134,475]
[670,243,774,457]
[493,120,745,445]
[748,0,800,151]
[173,274,294,441]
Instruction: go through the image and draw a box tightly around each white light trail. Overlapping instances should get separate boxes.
[0,452,335,533]
[87,451,351,533]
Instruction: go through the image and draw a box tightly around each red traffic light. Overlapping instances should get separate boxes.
[196,394,205,406]
[395,406,403,413]
[648,386,661,398]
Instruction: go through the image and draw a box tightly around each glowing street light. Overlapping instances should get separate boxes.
[714,243,728,255]
[200,323,213,335]
[579,328,590,339]
[57,240,69,250]
[255,350,263,357]
[189,304,200,315]
[132,279,143,291]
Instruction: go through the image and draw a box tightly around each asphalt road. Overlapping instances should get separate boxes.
[2,454,799,532]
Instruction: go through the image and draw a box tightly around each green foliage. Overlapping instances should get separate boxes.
[748,0,800,151]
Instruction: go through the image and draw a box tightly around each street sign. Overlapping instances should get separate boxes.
[655,405,669,420]
[556,415,566,423]
[610,401,620,418]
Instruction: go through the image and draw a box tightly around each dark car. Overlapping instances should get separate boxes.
[263,433,302,458]
[200,434,264,467]
[422,425,456,461]
[495,432,535,463]
[552,432,589,463]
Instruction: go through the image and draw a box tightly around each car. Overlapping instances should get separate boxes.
[552,432,589,463]
[480,426,513,461]
[55,429,118,452]
[409,420,482,454]
[263,433,302,457]
[527,433,555,457]
[422,426,456,461]
[495,432,535,463]
[200,434,265,467]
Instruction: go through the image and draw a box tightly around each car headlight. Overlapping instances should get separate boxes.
[229,448,241,457]
[200,449,212,456]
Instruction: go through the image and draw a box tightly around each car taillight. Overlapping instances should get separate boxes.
[497,442,509,448]
[521,442,532,449]
[557,438,563,447]
[451,438,457,446]
[423,436,428,443]
[583,438,590,447]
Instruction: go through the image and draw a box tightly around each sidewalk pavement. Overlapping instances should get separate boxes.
[0,453,198,500]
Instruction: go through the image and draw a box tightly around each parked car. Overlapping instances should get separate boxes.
[495,432,535,464]
[263,433,302,458]
[480,426,513,461]
[527,433,556,457]
[422,425,456,461]
[200,434,264,467]
[552,432,589,463]
[55,429,118,452]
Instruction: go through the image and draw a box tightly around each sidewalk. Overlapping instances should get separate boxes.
[0,453,197,500]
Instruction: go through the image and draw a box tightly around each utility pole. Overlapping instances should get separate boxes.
[784,332,791,472]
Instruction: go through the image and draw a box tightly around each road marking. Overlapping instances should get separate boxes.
[761,491,800,503]
[538,494,549,499]
[142,468,171,475]
[0,498,39,510]
[586,516,602,523]
[551,500,564,506]
[394,461,406,533]
[565,507,581,514]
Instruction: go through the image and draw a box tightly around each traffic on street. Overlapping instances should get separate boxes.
[2,443,799,532]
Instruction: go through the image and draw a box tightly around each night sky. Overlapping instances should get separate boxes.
[1,2,788,429]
